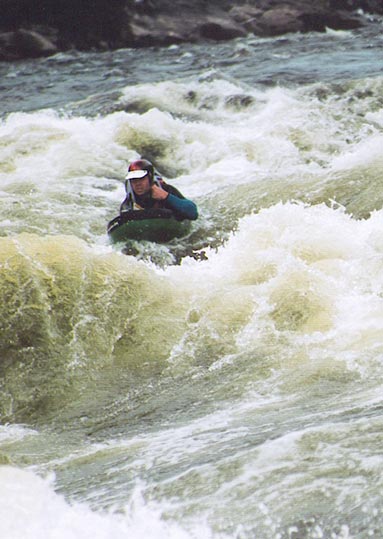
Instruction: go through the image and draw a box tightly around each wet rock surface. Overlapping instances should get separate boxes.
[0,0,381,61]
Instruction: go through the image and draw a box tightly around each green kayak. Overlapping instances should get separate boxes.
[107,209,191,243]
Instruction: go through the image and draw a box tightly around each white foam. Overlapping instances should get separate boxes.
[0,466,199,539]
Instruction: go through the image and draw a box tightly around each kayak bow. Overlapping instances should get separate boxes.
[107,208,191,243]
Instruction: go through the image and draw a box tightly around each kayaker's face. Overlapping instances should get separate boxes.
[130,174,151,196]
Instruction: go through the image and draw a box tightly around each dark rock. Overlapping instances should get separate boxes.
[128,14,187,47]
[255,7,305,36]
[229,5,264,33]
[0,0,380,61]
[298,7,364,31]
[224,94,255,110]
[128,10,246,47]
[254,4,365,36]
[0,29,57,60]
[323,10,365,29]
[0,32,15,61]
[197,17,248,41]
[365,0,383,13]
[330,0,383,12]
[330,0,361,7]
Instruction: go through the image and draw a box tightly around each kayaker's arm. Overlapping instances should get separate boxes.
[165,192,198,220]
[151,183,198,221]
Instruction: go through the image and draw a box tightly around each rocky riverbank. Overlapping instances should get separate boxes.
[0,0,382,61]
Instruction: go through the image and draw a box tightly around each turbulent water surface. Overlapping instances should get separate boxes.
[1,20,383,539]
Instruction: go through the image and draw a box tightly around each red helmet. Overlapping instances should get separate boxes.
[126,159,154,183]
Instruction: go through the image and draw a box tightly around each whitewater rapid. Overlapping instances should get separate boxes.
[1,24,383,539]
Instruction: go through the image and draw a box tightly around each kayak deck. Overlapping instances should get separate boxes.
[107,209,191,243]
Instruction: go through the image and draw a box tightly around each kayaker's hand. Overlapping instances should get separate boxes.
[151,184,169,200]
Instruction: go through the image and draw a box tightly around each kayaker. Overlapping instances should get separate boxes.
[120,159,198,221]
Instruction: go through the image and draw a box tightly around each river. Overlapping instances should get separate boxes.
[1,19,383,539]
